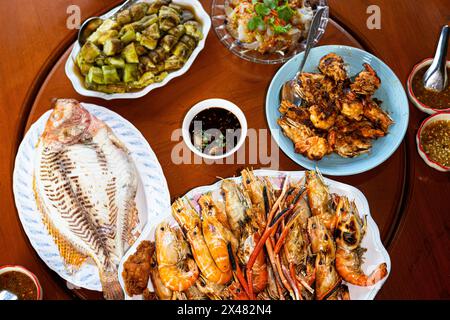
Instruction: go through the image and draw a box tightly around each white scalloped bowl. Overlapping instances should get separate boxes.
[65,0,211,100]
[407,58,450,114]
[416,111,450,172]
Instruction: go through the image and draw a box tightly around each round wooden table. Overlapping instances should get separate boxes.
[1,0,449,299]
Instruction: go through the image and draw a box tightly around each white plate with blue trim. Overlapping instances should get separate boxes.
[13,103,170,292]
[122,169,390,300]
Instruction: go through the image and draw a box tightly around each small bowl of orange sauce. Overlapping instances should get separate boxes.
[407,58,450,114]
[0,265,43,300]
[416,112,450,172]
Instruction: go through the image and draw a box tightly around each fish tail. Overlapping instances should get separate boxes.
[100,270,124,300]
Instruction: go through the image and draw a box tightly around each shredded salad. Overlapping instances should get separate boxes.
[225,0,314,54]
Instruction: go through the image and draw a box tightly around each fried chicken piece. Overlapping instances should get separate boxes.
[309,103,337,130]
[122,241,155,296]
[363,99,393,133]
[278,116,331,160]
[319,53,348,82]
[350,63,381,96]
[337,92,364,121]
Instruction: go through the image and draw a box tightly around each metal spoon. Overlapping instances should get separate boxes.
[423,25,449,92]
[0,290,18,300]
[280,6,327,106]
[77,0,138,47]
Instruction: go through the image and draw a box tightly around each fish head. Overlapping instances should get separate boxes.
[42,99,93,145]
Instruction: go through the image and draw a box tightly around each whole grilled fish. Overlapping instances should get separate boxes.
[33,99,139,300]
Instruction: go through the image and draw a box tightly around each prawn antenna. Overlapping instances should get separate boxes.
[228,243,236,271]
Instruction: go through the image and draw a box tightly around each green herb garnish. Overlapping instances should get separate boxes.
[263,0,278,9]
[277,3,295,23]
[272,23,292,33]
[247,0,294,34]
[248,15,265,31]
[255,2,271,16]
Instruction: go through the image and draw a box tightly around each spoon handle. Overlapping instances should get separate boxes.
[110,0,139,17]
[429,25,449,76]
[297,6,327,75]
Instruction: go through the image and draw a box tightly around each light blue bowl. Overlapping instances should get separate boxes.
[266,45,409,176]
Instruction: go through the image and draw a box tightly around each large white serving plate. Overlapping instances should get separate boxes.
[120,170,391,300]
[13,103,171,292]
[65,0,211,100]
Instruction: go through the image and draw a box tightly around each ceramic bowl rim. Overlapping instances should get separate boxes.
[65,0,211,100]
[406,58,450,114]
[182,98,248,160]
[416,111,450,171]
[0,265,43,300]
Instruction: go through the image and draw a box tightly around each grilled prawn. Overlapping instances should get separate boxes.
[308,217,341,300]
[350,63,381,96]
[334,198,388,286]
[149,250,174,300]
[172,199,232,284]
[363,99,394,133]
[305,171,336,231]
[319,53,348,82]
[241,169,275,231]
[278,117,331,160]
[198,193,238,273]
[221,180,252,238]
[155,223,199,292]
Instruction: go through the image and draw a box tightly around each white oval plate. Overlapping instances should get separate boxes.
[121,170,391,300]
[13,103,171,292]
[65,0,211,100]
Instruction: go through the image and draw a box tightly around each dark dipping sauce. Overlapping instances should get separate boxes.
[189,108,242,156]
[412,66,450,109]
[0,271,38,300]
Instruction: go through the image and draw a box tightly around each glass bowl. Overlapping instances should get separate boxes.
[211,0,329,64]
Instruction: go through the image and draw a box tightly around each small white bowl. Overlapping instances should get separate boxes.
[65,0,211,100]
[182,98,247,160]
[416,111,450,172]
[0,265,43,300]
[407,58,450,114]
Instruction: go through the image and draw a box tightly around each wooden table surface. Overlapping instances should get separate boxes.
[0,0,449,300]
